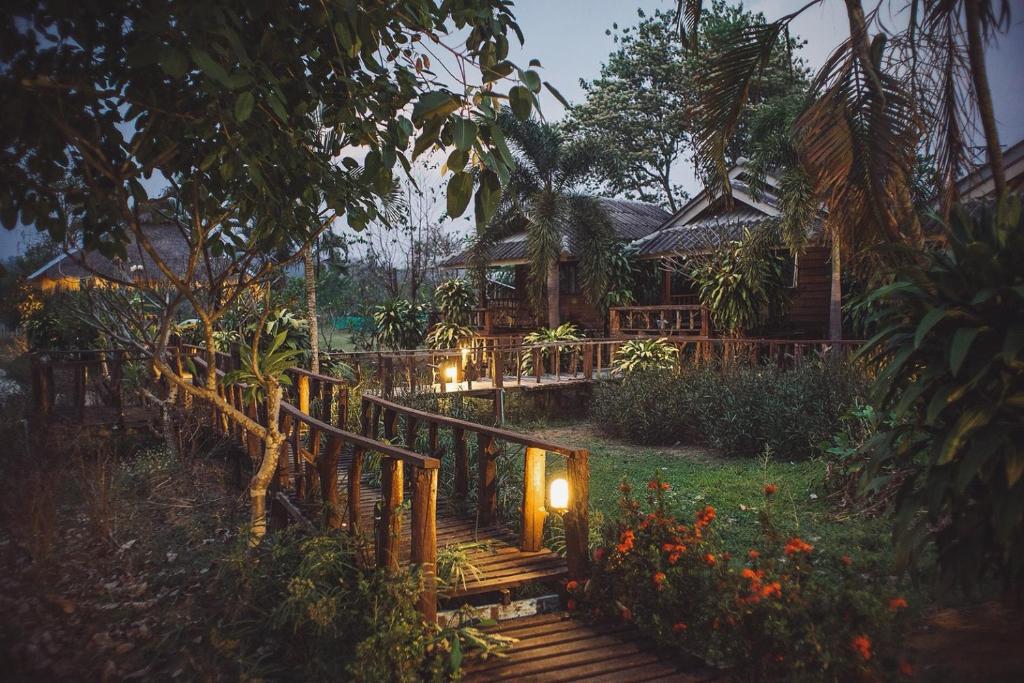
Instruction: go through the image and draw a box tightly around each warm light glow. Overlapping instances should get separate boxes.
[445,365,458,382]
[550,478,569,511]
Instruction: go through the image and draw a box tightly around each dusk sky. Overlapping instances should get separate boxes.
[4,0,1023,260]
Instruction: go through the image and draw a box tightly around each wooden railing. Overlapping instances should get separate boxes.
[609,304,710,337]
[360,394,590,579]
[181,347,589,621]
[30,349,146,422]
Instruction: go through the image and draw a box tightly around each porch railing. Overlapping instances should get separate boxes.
[609,305,710,337]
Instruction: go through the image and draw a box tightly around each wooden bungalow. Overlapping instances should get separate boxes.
[441,198,672,334]
[449,163,838,340]
[618,163,835,339]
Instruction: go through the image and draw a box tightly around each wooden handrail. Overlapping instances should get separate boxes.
[362,394,579,457]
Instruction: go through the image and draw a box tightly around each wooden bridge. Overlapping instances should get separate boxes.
[331,336,864,400]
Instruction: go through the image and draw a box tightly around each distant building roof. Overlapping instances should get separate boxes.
[956,138,1024,199]
[29,201,236,286]
[442,197,671,268]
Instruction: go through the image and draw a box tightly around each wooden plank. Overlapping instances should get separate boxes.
[564,449,590,579]
[477,433,498,526]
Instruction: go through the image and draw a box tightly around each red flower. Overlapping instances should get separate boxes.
[763,483,778,496]
[652,572,667,590]
[704,553,717,566]
[616,529,635,554]
[567,599,577,611]
[748,549,760,560]
[647,480,659,490]
[889,597,908,611]
[672,622,688,633]
[898,659,914,677]
[851,635,872,661]
[784,537,814,555]
[840,554,852,566]
[620,606,633,622]
[721,552,732,562]
[593,547,605,562]
[565,580,579,593]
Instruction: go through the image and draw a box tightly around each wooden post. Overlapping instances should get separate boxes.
[700,306,710,337]
[112,351,125,423]
[453,427,469,500]
[410,465,438,623]
[405,416,418,451]
[377,457,403,571]
[493,346,504,389]
[477,433,498,526]
[609,308,621,337]
[320,434,344,529]
[564,449,590,579]
[520,447,546,552]
[382,356,394,398]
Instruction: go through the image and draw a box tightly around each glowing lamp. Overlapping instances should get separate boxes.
[445,365,458,382]
[549,478,569,512]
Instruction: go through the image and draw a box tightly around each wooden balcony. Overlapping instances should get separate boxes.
[609,305,710,337]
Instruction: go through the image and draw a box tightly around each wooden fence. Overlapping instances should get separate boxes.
[30,349,147,422]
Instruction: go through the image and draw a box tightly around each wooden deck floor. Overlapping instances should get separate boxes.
[464,612,721,682]
[398,369,615,396]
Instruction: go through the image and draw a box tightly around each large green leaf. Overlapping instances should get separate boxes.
[446,172,473,218]
[914,307,947,348]
[234,91,255,122]
[412,91,459,123]
[509,85,532,120]
[937,408,992,465]
[949,326,982,376]
[452,117,478,152]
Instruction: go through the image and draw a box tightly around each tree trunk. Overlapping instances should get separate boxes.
[303,246,319,374]
[964,0,1007,197]
[546,258,560,329]
[828,236,842,342]
[249,381,283,546]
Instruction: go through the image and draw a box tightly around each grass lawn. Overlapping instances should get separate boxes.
[319,326,357,352]
[519,421,898,579]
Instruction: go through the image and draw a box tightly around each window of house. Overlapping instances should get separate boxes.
[780,251,798,288]
[559,262,581,295]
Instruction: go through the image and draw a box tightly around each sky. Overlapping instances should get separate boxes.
[4,0,1023,260]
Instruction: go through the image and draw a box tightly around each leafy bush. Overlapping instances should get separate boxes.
[433,279,475,325]
[217,530,508,682]
[374,299,428,350]
[592,360,867,458]
[521,323,581,374]
[860,199,1024,589]
[425,321,475,350]
[612,338,679,374]
[687,227,790,336]
[579,477,910,680]
[18,287,99,350]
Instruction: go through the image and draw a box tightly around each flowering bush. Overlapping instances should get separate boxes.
[577,477,911,680]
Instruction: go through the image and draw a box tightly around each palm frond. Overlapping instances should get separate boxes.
[566,194,615,310]
[674,0,703,51]
[524,190,563,317]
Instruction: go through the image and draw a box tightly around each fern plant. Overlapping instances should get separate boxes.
[612,338,680,374]
[860,198,1024,589]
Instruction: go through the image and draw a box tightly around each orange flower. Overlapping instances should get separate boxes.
[889,597,908,611]
[898,659,914,677]
[748,549,760,560]
[704,553,717,566]
[840,555,852,566]
[652,572,667,589]
[565,580,579,593]
[760,581,782,599]
[618,481,632,494]
[616,529,635,554]
[763,483,778,496]
[784,537,814,555]
[851,635,872,660]
[660,481,671,491]
[672,621,688,633]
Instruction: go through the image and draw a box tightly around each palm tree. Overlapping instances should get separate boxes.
[677,0,1012,340]
[475,111,616,328]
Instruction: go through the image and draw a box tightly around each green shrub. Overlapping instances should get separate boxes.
[433,279,476,325]
[861,198,1024,589]
[216,530,508,682]
[612,338,679,374]
[374,299,428,350]
[425,321,475,350]
[591,360,867,458]
[579,477,910,680]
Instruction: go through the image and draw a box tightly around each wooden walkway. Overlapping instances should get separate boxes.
[326,451,568,598]
[465,612,721,682]
[398,369,614,397]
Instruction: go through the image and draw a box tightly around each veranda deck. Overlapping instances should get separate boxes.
[395,369,615,397]
[464,612,721,682]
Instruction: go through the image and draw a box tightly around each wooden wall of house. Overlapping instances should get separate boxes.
[559,293,603,332]
[781,246,830,337]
